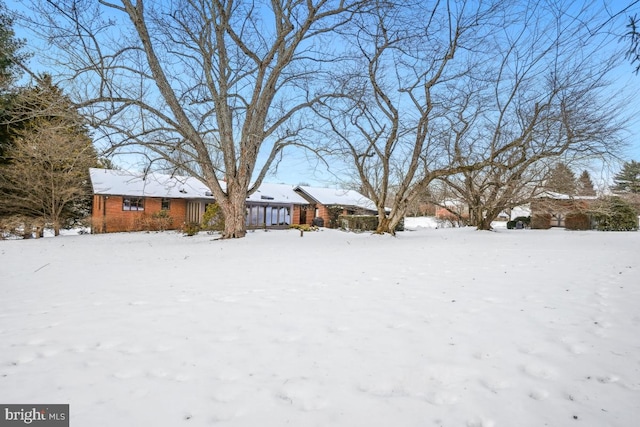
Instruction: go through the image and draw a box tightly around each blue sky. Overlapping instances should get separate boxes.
[7,0,640,189]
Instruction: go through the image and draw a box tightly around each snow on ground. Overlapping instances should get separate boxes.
[1,226,639,426]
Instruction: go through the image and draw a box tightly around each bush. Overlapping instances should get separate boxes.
[327,206,344,228]
[201,203,225,232]
[531,214,551,229]
[134,210,174,232]
[338,215,378,232]
[290,224,319,232]
[0,216,45,239]
[182,222,200,236]
[565,213,591,230]
[152,209,174,231]
[590,196,638,231]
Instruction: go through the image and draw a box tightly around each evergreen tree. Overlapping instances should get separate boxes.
[612,160,640,194]
[0,4,26,163]
[576,170,596,196]
[0,76,98,236]
[545,163,577,195]
[590,196,638,231]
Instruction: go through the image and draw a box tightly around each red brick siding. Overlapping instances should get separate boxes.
[91,196,187,233]
[315,204,351,228]
[291,205,302,225]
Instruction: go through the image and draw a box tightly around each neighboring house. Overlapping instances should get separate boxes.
[89,168,378,233]
[434,199,468,221]
[293,185,378,228]
[530,191,597,228]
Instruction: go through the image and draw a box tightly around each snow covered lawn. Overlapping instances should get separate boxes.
[1,227,639,426]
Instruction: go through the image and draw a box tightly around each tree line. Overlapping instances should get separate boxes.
[3,0,639,238]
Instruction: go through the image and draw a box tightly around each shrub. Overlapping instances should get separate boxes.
[152,209,174,231]
[531,214,551,229]
[201,203,224,232]
[183,222,200,236]
[506,220,516,229]
[590,196,638,231]
[338,215,378,232]
[0,216,45,239]
[290,224,319,232]
[327,206,344,228]
[565,213,591,230]
[134,210,174,232]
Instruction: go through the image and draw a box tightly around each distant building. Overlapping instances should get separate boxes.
[530,191,597,229]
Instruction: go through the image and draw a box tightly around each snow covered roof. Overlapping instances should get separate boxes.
[90,168,309,205]
[534,191,597,200]
[294,185,377,211]
[246,182,309,205]
[90,168,214,199]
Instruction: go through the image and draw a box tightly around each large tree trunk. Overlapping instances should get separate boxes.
[476,216,493,231]
[375,216,392,235]
[476,207,501,230]
[219,189,247,239]
[375,210,404,235]
[468,205,483,228]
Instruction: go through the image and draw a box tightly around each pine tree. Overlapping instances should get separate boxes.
[576,170,596,196]
[0,5,26,163]
[612,160,640,194]
[545,163,577,195]
[0,76,98,236]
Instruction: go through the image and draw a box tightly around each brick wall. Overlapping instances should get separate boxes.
[291,205,301,225]
[92,195,187,233]
[315,204,351,228]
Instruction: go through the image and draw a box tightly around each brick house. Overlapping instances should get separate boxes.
[89,169,381,233]
[89,168,309,233]
[530,191,596,229]
[293,185,379,228]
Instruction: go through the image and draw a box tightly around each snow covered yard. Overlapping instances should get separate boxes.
[1,227,639,427]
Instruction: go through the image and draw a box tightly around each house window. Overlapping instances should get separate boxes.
[123,197,144,211]
[161,198,170,210]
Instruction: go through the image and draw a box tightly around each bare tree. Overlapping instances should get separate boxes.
[441,161,550,230]
[441,74,624,231]
[19,0,368,238]
[315,0,627,233]
[313,0,505,234]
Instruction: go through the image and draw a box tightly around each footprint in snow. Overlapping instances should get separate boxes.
[276,383,329,411]
[480,377,512,393]
[113,370,141,379]
[567,343,588,355]
[467,417,496,427]
[424,391,459,405]
[529,388,549,400]
[597,375,620,384]
[522,363,557,380]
